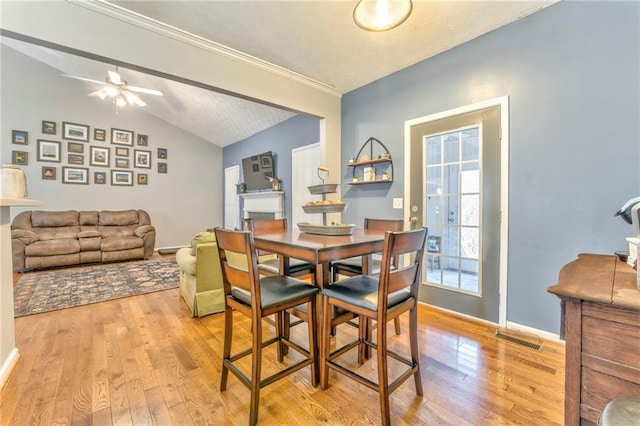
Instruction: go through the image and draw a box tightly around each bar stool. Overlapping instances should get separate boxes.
[213,227,319,426]
[320,227,427,426]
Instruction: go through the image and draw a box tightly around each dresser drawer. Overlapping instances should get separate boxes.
[580,365,640,423]
[582,303,640,368]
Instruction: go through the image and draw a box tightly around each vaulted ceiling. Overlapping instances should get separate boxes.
[2,0,558,147]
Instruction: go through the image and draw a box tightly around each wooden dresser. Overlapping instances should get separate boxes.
[548,253,640,425]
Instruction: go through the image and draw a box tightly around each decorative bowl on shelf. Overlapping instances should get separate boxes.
[301,202,347,214]
[297,222,355,236]
[307,183,339,194]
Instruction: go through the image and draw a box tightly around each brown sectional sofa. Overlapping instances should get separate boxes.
[11,209,156,271]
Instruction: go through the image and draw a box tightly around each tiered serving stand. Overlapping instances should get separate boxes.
[297,167,354,236]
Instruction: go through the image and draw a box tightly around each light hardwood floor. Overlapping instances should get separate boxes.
[2,259,565,425]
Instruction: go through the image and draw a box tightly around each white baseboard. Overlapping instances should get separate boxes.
[0,348,20,392]
[419,301,562,343]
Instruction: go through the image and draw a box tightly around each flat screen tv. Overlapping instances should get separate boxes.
[241,151,274,192]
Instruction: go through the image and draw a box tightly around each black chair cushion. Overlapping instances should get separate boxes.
[321,275,410,312]
[231,275,317,309]
[259,257,315,275]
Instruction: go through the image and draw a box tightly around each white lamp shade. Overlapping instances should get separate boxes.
[353,0,413,32]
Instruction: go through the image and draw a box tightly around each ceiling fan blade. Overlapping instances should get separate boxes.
[124,91,147,107]
[108,70,121,85]
[88,89,108,100]
[61,74,106,85]
[127,85,163,97]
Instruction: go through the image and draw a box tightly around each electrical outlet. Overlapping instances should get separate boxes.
[393,198,403,209]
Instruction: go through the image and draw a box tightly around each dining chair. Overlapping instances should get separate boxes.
[247,218,316,282]
[213,227,319,426]
[320,227,427,426]
[331,217,404,335]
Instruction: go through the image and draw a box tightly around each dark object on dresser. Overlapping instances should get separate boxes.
[547,253,640,425]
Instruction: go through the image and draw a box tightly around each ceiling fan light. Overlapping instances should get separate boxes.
[353,0,412,32]
[116,96,127,107]
[105,86,118,97]
[96,90,108,100]
[124,91,136,104]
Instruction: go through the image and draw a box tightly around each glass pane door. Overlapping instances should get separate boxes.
[424,126,481,295]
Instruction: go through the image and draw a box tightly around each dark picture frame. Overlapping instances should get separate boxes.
[42,120,56,135]
[67,142,84,153]
[94,128,106,141]
[137,173,148,185]
[62,122,89,142]
[12,130,28,145]
[157,147,167,159]
[90,146,110,167]
[94,171,106,184]
[41,166,56,180]
[37,139,61,163]
[62,166,89,184]
[115,158,130,168]
[134,149,151,169]
[111,170,133,186]
[137,134,148,146]
[111,128,134,146]
[115,147,129,157]
[158,162,168,174]
[12,151,28,165]
[68,154,84,165]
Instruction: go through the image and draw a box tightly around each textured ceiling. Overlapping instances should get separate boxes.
[3,0,559,147]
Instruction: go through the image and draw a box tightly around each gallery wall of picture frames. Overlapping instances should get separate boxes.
[10,120,169,186]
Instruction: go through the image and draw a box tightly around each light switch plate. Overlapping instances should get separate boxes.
[393,198,403,209]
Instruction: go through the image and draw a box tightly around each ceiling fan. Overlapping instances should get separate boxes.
[62,67,163,108]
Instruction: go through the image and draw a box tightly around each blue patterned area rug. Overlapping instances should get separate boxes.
[14,258,179,317]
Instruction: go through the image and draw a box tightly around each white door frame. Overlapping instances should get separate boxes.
[224,165,240,230]
[404,96,509,326]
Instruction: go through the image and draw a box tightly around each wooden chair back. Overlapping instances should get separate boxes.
[247,218,287,256]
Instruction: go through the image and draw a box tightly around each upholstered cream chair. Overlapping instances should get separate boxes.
[176,232,226,317]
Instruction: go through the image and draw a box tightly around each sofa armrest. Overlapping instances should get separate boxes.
[176,247,197,275]
[134,224,155,237]
[11,229,38,245]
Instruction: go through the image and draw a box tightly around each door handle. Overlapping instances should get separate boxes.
[410,216,418,224]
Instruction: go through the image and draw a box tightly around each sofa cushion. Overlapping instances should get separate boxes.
[134,225,155,237]
[34,226,80,241]
[191,232,216,255]
[99,210,139,226]
[25,239,80,256]
[79,211,98,226]
[32,210,78,227]
[101,236,144,252]
[78,230,101,238]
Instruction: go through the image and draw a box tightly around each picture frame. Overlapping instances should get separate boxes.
[260,154,272,168]
[137,134,148,146]
[115,147,129,157]
[68,154,84,165]
[158,162,168,174]
[111,170,133,186]
[12,130,28,145]
[67,142,85,154]
[157,147,168,159]
[41,166,56,180]
[37,139,61,163]
[94,171,106,185]
[94,128,106,142]
[115,158,130,168]
[62,122,89,142]
[134,149,151,168]
[42,120,56,135]
[111,128,134,146]
[62,166,89,184]
[90,146,110,167]
[12,151,28,165]
[138,173,148,185]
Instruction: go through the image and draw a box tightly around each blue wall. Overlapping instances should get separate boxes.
[223,114,321,225]
[341,1,640,333]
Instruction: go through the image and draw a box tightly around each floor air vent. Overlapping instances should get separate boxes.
[495,328,543,351]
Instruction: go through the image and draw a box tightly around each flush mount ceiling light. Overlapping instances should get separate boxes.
[353,0,413,32]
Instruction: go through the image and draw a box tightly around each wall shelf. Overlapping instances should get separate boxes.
[346,137,393,185]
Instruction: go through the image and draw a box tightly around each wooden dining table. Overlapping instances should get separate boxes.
[252,228,387,289]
